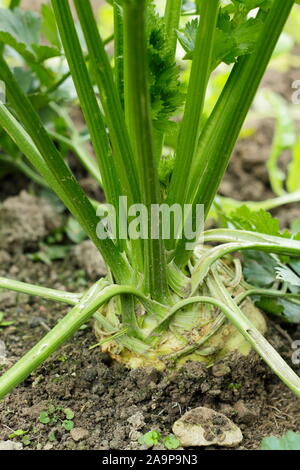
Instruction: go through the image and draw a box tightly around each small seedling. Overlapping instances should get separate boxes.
[163,434,181,450]
[48,404,56,414]
[139,431,180,449]
[57,355,68,363]
[138,430,161,447]
[39,405,75,431]
[39,411,51,424]
[228,382,242,391]
[8,429,31,447]
[62,420,74,431]
[8,429,28,439]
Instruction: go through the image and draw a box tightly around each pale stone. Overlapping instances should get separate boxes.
[0,441,23,450]
[172,406,243,448]
[44,443,54,450]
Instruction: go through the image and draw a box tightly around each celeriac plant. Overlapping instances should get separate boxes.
[0,0,300,399]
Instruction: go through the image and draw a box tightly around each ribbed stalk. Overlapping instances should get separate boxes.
[0,277,82,306]
[123,0,168,302]
[113,1,124,104]
[74,0,145,271]
[51,0,120,211]
[45,35,113,96]
[208,269,300,398]
[174,0,294,266]
[166,0,219,248]
[73,0,139,206]
[164,0,182,57]
[0,65,131,284]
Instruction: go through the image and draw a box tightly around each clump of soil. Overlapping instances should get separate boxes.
[0,191,61,253]
[72,241,107,280]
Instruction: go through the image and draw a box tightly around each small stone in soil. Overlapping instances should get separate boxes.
[70,427,89,442]
[0,340,8,365]
[28,316,49,329]
[212,363,231,377]
[0,291,17,308]
[172,406,243,448]
[0,340,7,357]
[0,441,23,450]
[44,443,54,450]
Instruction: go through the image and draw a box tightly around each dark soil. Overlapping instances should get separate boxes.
[0,246,300,451]
[0,192,300,450]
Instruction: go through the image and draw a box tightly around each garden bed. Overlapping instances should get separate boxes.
[0,245,299,450]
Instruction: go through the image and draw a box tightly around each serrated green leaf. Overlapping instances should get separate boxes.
[158,154,175,187]
[32,43,60,62]
[229,206,282,237]
[243,251,278,287]
[0,8,60,63]
[231,0,273,11]
[242,250,300,323]
[147,3,184,126]
[117,1,183,127]
[176,18,198,58]
[177,0,269,69]
[278,299,300,323]
[255,297,300,324]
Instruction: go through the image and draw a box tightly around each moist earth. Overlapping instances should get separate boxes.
[0,194,299,450]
